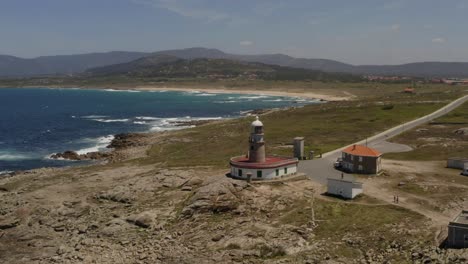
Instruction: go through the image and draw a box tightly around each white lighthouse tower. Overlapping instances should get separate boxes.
[229,116,299,180]
[249,116,266,163]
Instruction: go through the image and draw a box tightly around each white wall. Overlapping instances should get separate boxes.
[231,164,297,180]
[448,159,468,170]
[327,179,363,199]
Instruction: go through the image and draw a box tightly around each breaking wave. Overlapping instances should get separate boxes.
[75,135,114,155]
[91,118,129,123]
[0,151,36,161]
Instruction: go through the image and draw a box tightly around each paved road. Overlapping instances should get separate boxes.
[299,94,468,184]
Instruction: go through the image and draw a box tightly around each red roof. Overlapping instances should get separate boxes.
[342,145,381,157]
[230,156,298,169]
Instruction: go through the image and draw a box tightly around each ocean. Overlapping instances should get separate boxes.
[0,88,318,172]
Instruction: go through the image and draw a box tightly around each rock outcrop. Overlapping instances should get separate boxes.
[108,133,149,149]
[50,150,111,161]
[181,178,249,217]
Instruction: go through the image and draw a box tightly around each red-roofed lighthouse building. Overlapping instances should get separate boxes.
[341,144,382,174]
[230,116,298,180]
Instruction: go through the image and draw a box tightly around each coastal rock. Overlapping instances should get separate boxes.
[81,151,111,160]
[181,178,249,216]
[108,133,148,149]
[49,150,110,161]
[50,151,81,160]
[126,212,154,228]
[454,128,468,135]
[96,186,134,204]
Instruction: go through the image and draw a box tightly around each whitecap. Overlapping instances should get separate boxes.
[81,115,109,119]
[75,135,114,155]
[238,95,270,99]
[195,93,217,96]
[263,99,284,102]
[214,100,237,104]
[133,121,147,125]
[192,117,223,121]
[0,151,36,161]
[91,119,129,123]
[150,125,195,132]
[104,89,140,93]
[135,116,161,121]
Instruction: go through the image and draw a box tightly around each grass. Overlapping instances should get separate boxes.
[135,97,446,168]
[312,200,429,241]
[385,101,468,161]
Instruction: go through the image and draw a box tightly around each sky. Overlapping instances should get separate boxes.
[1,0,468,65]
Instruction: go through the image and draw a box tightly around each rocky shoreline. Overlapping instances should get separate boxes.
[46,109,277,163]
[49,133,151,162]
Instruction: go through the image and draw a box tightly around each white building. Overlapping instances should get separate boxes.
[463,163,468,176]
[327,178,363,199]
[230,116,299,180]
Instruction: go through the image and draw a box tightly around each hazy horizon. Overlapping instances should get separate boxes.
[2,0,468,65]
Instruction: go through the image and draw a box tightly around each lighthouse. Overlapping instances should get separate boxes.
[249,116,266,163]
[229,116,299,180]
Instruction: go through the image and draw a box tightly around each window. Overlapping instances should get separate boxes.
[358,165,363,171]
[238,169,242,177]
[359,156,363,162]
[276,169,279,176]
[284,168,288,174]
[342,153,346,158]
[257,170,262,178]
[351,155,354,161]
[250,145,254,150]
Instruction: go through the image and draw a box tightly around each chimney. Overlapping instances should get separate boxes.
[353,144,356,150]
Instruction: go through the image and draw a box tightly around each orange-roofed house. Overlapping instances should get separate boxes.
[341,144,382,174]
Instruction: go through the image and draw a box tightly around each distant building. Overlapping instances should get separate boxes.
[463,164,468,176]
[293,137,305,159]
[447,158,468,170]
[327,178,363,199]
[448,210,468,248]
[340,145,382,174]
[403,87,415,94]
[230,116,298,180]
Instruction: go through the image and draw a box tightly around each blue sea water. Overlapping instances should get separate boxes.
[0,88,317,172]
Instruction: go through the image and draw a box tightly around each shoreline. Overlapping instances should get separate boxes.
[0,85,352,101]
[133,86,348,101]
[0,87,323,173]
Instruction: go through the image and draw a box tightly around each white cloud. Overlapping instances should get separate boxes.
[391,24,400,32]
[131,0,242,24]
[240,40,253,46]
[432,38,446,43]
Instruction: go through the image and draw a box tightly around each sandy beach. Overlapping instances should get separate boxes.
[133,86,351,101]
[0,85,353,101]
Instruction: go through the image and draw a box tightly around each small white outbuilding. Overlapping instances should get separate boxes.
[462,163,468,176]
[327,178,363,199]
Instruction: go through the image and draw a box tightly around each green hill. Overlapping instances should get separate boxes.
[86,55,362,82]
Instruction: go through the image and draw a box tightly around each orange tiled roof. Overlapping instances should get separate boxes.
[343,145,381,157]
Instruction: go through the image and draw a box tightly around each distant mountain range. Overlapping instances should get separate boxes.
[2,47,468,78]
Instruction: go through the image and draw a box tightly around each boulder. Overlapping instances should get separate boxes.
[81,151,111,160]
[108,133,148,149]
[50,151,82,160]
[454,128,468,135]
[181,178,249,216]
[126,212,153,228]
[96,186,134,204]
